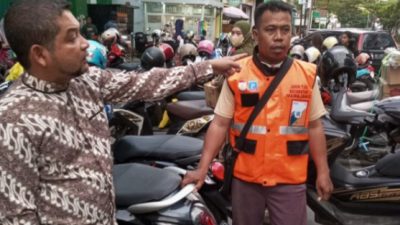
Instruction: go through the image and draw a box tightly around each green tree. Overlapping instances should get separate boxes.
[322,0,375,28]
[367,0,400,31]
[319,0,400,30]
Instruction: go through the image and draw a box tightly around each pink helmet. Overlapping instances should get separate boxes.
[356,52,370,65]
[197,40,214,55]
[159,43,175,61]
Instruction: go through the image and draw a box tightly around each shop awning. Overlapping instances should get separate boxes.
[142,0,224,9]
[222,6,249,20]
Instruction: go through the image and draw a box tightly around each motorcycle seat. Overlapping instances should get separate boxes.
[116,62,141,71]
[346,89,380,104]
[330,160,399,188]
[176,91,205,101]
[375,151,400,177]
[113,163,180,207]
[350,100,379,112]
[113,135,203,165]
[330,87,374,124]
[167,100,213,121]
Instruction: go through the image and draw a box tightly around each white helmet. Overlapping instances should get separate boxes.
[304,46,321,64]
[152,29,162,38]
[322,36,338,51]
[101,28,120,45]
[289,45,305,60]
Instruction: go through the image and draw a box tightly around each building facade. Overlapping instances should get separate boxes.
[138,0,223,40]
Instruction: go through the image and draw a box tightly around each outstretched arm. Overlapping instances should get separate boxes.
[93,54,247,104]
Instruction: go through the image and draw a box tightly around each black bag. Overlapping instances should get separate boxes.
[221,143,238,198]
[220,58,294,198]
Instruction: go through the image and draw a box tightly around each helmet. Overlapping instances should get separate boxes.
[318,45,357,86]
[152,29,162,39]
[134,32,148,53]
[186,30,195,39]
[197,40,214,56]
[356,52,370,66]
[86,40,108,69]
[141,47,165,71]
[101,28,120,46]
[179,43,198,65]
[304,46,321,64]
[179,43,198,57]
[289,45,305,60]
[322,36,338,51]
[290,36,300,46]
[162,39,180,53]
[159,43,175,61]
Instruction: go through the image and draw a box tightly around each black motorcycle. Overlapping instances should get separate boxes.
[319,45,393,162]
[307,69,400,225]
[113,135,231,225]
[114,163,218,225]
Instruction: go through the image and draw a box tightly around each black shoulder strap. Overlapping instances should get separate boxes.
[235,58,293,150]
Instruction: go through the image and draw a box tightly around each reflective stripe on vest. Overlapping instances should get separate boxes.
[227,57,316,186]
[279,126,309,135]
[232,123,267,135]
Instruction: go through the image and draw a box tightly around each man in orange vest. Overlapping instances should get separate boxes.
[182,1,333,225]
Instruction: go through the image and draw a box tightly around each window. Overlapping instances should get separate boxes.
[204,7,214,16]
[147,15,162,30]
[362,33,396,50]
[165,4,183,14]
[146,2,162,13]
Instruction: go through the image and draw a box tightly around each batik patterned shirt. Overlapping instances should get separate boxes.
[0,63,213,225]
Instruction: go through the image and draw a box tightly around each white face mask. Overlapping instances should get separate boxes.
[230,34,244,47]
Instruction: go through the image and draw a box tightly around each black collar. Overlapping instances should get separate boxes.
[252,46,288,76]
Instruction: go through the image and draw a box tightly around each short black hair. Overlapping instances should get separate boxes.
[4,0,71,69]
[254,1,293,28]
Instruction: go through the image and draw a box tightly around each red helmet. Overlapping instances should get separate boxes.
[159,43,175,61]
[197,40,214,55]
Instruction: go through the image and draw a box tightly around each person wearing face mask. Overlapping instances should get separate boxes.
[229,20,254,56]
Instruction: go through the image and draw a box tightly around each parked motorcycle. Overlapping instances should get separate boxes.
[308,45,400,224]
[100,28,140,71]
[319,45,391,162]
[307,90,400,225]
[113,135,231,225]
[114,163,218,225]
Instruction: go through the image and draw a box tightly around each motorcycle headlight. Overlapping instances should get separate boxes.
[190,203,217,225]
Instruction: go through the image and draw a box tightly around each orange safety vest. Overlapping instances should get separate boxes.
[227,56,316,186]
